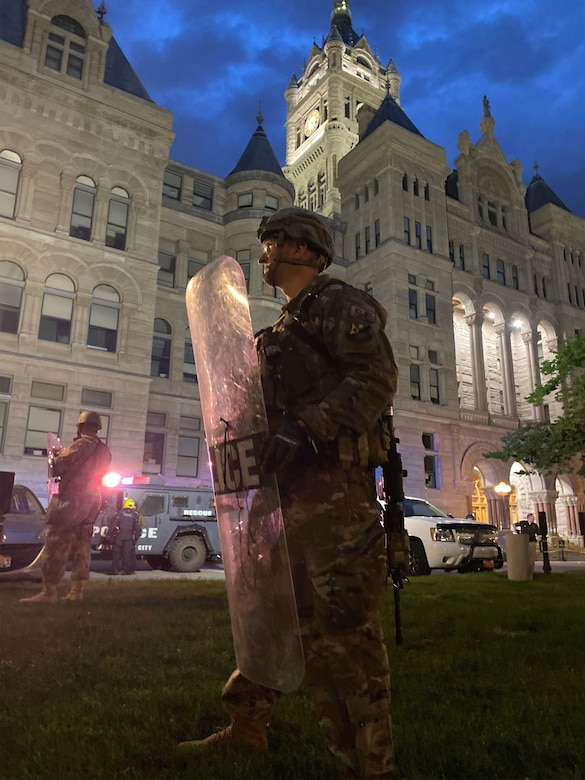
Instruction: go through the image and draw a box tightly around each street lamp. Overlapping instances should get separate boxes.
[494,482,512,529]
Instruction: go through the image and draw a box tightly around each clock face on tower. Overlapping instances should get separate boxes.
[304,109,320,136]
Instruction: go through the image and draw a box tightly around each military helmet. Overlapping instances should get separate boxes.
[77,410,102,430]
[257,207,334,269]
[124,498,136,509]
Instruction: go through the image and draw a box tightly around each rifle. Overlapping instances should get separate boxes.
[381,406,409,646]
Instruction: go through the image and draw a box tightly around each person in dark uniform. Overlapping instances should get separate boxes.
[515,512,540,570]
[179,207,399,779]
[20,411,111,603]
[107,498,142,575]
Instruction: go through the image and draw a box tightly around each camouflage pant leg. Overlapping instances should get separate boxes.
[42,524,92,585]
[220,669,280,724]
[283,465,395,778]
[69,525,93,582]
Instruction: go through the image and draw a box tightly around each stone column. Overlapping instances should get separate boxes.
[495,322,517,417]
[465,312,488,410]
[521,330,543,420]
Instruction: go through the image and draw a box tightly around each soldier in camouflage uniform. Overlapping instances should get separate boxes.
[20,410,111,603]
[179,207,398,779]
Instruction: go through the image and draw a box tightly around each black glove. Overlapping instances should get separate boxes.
[261,420,317,473]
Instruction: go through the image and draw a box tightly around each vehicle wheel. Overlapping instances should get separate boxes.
[168,536,207,573]
[408,538,431,576]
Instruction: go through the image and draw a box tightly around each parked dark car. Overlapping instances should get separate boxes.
[0,484,46,571]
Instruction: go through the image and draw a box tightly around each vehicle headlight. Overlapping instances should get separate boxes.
[454,531,476,544]
[431,527,455,542]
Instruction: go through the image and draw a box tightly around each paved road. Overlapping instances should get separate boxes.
[3,555,583,584]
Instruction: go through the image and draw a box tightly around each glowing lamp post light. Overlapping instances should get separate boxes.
[494,481,512,529]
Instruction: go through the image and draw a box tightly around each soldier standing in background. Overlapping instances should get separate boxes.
[179,208,398,779]
[20,411,111,603]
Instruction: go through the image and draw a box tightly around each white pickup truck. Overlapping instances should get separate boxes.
[379,496,504,576]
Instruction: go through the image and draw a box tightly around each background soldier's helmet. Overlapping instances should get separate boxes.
[124,498,136,509]
[77,410,102,430]
[257,207,334,270]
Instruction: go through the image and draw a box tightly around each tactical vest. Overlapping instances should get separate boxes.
[255,277,392,468]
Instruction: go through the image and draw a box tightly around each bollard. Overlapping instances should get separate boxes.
[506,532,532,581]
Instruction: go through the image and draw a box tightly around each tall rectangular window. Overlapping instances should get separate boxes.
[69,179,95,241]
[143,411,166,475]
[425,294,436,324]
[429,368,440,404]
[38,292,73,344]
[158,251,176,288]
[193,181,213,210]
[459,244,466,270]
[25,406,61,456]
[355,232,361,261]
[449,240,454,262]
[374,219,380,247]
[481,254,490,279]
[403,217,410,244]
[424,455,439,488]
[236,250,251,291]
[415,221,422,249]
[410,364,421,400]
[496,259,506,285]
[364,226,371,255]
[105,193,129,250]
[409,288,418,319]
[177,416,202,478]
[426,225,433,253]
[0,151,22,219]
[183,339,197,383]
[163,171,182,200]
[511,265,518,289]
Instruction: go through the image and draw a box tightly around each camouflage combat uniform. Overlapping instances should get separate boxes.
[42,433,111,585]
[220,275,398,779]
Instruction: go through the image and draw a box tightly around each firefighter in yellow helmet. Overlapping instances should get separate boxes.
[106,497,142,575]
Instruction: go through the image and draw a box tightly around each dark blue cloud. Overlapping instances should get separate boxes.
[103,0,585,217]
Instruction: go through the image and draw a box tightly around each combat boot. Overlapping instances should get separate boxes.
[177,719,269,753]
[62,581,84,601]
[19,585,58,604]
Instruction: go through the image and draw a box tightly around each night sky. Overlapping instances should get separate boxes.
[101,0,585,218]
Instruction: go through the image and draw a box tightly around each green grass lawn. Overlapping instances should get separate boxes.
[1,572,584,780]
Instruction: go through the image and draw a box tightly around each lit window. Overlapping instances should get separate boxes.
[38,273,75,344]
[0,150,22,219]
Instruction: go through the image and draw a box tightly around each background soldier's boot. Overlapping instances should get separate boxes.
[19,585,58,604]
[62,581,84,601]
[177,719,268,753]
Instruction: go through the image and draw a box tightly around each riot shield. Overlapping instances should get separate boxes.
[186,255,304,693]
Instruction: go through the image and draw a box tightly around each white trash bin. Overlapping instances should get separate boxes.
[506,532,532,581]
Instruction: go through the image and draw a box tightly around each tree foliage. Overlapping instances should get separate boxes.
[486,332,585,476]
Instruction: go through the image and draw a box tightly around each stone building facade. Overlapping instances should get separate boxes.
[1,0,584,536]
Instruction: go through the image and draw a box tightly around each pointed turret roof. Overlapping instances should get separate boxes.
[525,163,571,214]
[228,111,285,177]
[361,90,424,141]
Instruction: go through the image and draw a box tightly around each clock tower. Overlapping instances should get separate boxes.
[283,0,401,220]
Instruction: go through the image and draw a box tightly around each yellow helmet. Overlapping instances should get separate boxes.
[124,498,136,509]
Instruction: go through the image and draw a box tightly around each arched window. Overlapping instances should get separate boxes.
[106,187,129,250]
[87,284,119,353]
[0,150,22,219]
[38,273,75,344]
[0,260,24,334]
[70,175,96,241]
[151,319,172,378]
[45,16,87,80]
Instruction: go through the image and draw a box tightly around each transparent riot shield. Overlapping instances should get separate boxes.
[186,256,304,693]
